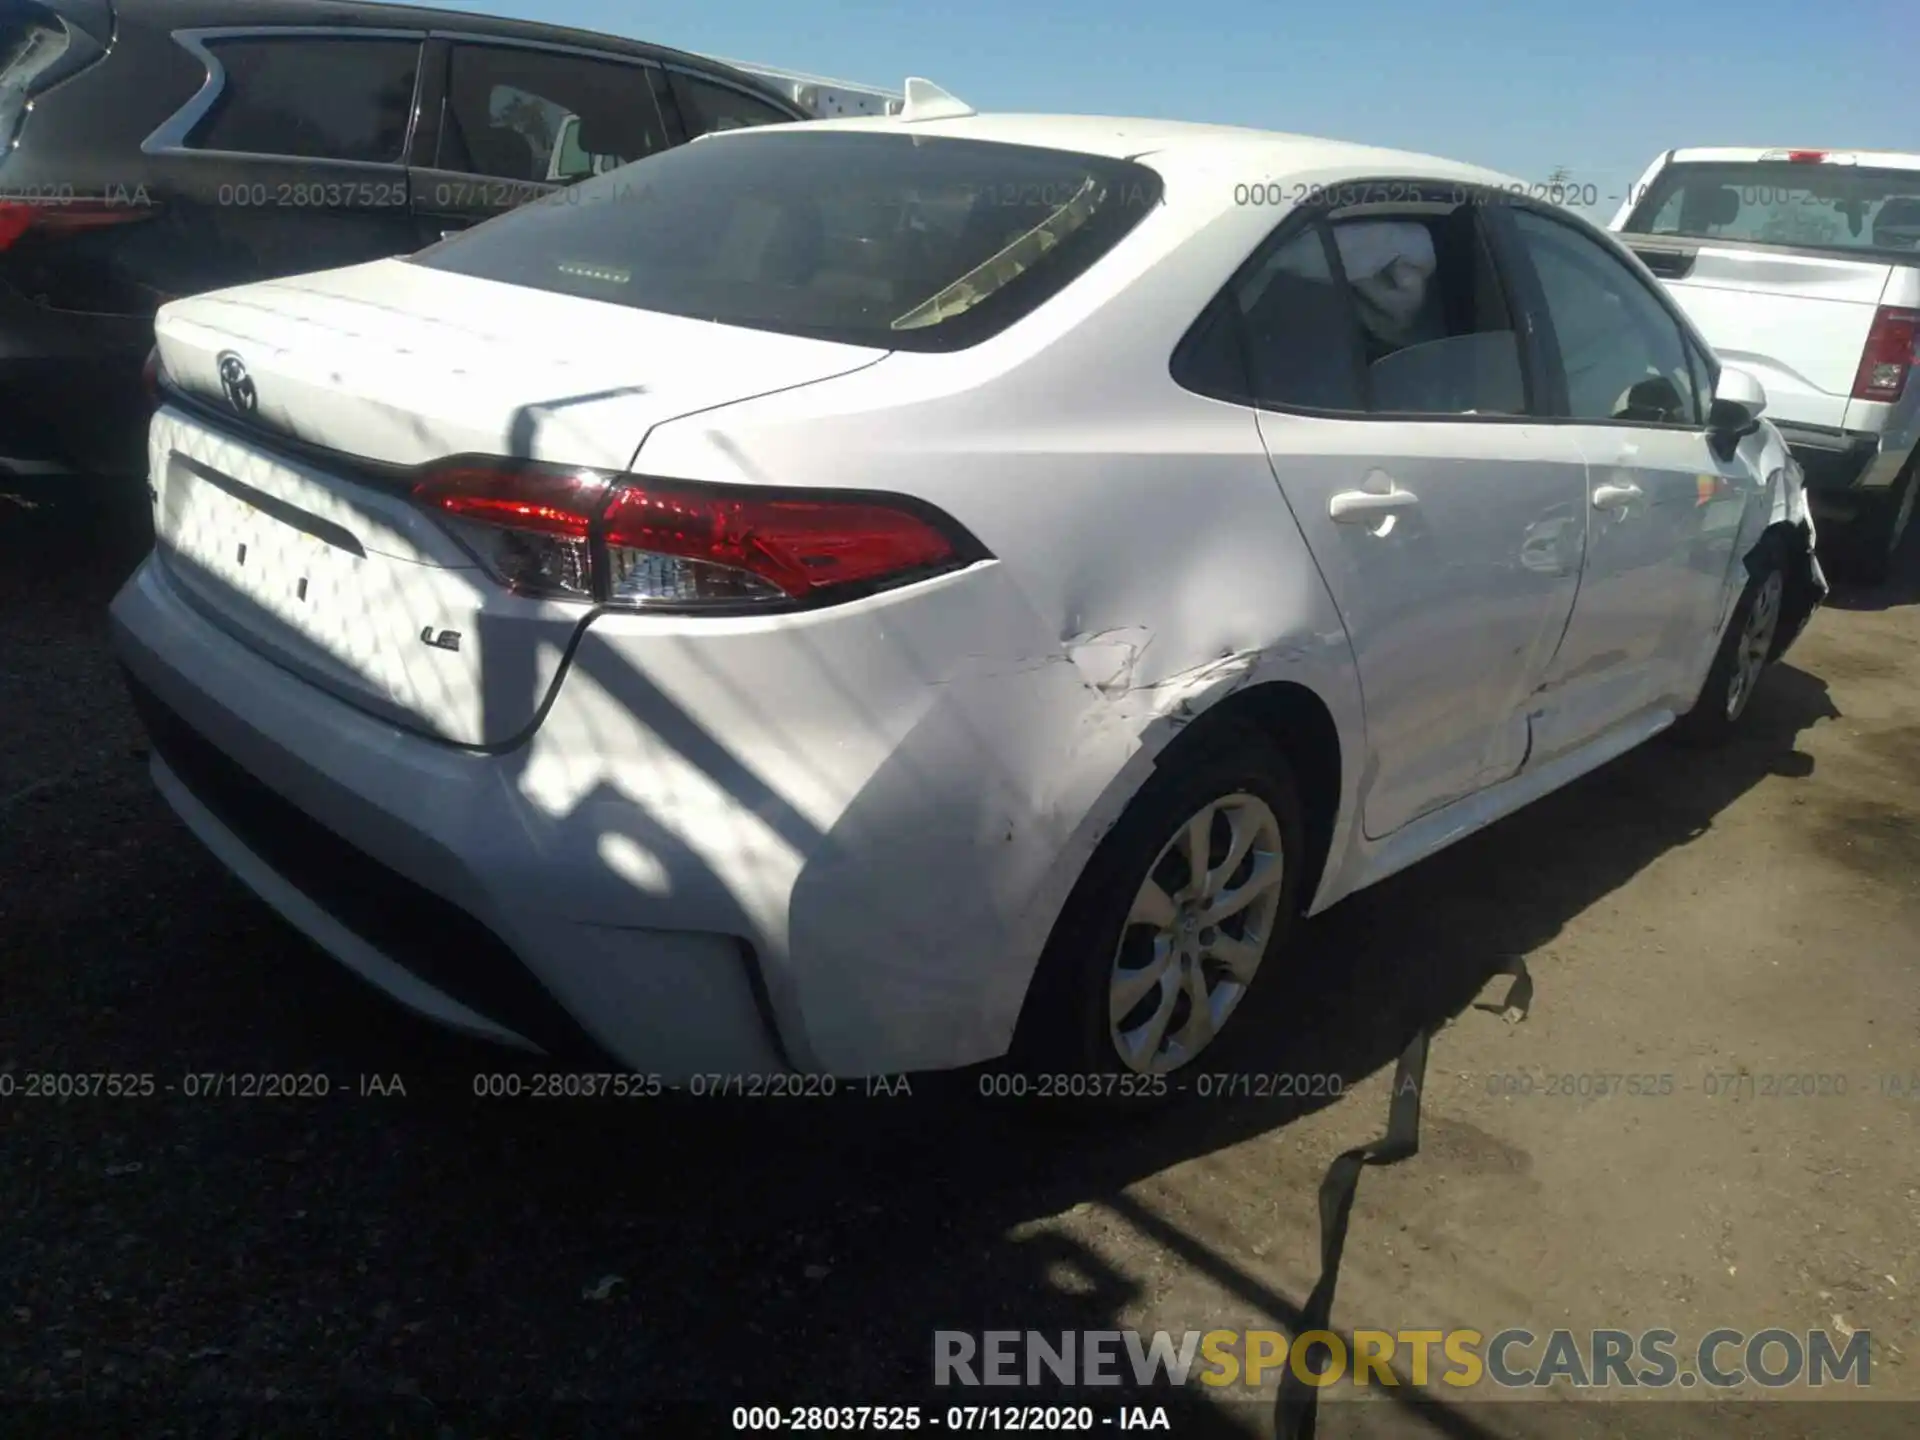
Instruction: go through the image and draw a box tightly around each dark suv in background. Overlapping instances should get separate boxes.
[0,0,805,482]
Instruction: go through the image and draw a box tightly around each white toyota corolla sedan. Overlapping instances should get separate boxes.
[112,101,1826,1085]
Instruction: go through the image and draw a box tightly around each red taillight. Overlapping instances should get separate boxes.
[0,198,160,253]
[1853,306,1920,402]
[412,462,979,610]
[413,465,611,600]
[599,483,959,604]
[416,465,608,537]
[1785,150,1827,163]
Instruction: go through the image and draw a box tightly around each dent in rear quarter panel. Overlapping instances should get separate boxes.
[608,240,1365,1073]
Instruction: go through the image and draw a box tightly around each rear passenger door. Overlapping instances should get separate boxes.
[410,37,672,241]
[140,27,424,295]
[1182,189,1590,839]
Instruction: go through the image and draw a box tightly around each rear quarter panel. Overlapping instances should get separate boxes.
[618,190,1372,1070]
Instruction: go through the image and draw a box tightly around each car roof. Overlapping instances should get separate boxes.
[1665,146,1920,171]
[113,0,790,94]
[788,112,1528,192]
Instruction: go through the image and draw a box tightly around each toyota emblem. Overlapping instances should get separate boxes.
[216,351,256,413]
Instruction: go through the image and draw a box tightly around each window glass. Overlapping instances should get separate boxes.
[414,131,1163,351]
[1230,227,1365,410]
[440,45,667,183]
[1686,341,1715,422]
[1511,209,1701,425]
[1332,210,1526,415]
[1170,298,1252,401]
[1176,204,1529,416]
[192,39,419,162]
[1,9,72,149]
[669,72,793,137]
[1626,161,1920,259]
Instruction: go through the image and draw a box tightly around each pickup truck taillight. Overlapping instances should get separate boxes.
[1853,306,1920,402]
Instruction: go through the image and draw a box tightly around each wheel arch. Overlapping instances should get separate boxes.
[1152,678,1346,911]
[1752,516,1821,661]
[1003,671,1351,1071]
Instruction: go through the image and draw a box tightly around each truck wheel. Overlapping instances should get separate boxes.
[1005,723,1306,1094]
[1852,460,1916,587]
[1673,537,1786,748]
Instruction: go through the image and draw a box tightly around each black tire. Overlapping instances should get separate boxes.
[1002,721,1307,1101]
[1848,461,1916,587]
[1672,536,1787,748]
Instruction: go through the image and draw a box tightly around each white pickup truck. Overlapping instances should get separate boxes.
[1610,148,1920,581]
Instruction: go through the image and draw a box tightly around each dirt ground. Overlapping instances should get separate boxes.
[2,489,1916,1438]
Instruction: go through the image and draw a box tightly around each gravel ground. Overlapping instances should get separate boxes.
[2,487,1916,1438]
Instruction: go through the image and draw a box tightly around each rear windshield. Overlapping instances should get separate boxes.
[1622,161,1920,261]
[411,131,1164,350]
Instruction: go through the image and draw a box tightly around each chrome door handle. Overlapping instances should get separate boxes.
[1329,486,1420,522]
[1592,482,1643,511]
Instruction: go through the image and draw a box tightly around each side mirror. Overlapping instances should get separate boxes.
[1707,364,1766,458]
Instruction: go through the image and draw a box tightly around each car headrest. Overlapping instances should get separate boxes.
[1370,331,1525,416]
[1873,197,1920,249]
[576,105,651,161]
[1616,375,1689,424]
[1680,185,1740,230]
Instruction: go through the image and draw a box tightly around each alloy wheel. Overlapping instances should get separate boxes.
[1108,792,1285,1074]
[1726,568,1783,721]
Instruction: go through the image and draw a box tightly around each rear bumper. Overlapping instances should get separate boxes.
[1773,419,1915,508]
[111,557,795,1080]
[108,545,1096,1078]
[0,286,152,477]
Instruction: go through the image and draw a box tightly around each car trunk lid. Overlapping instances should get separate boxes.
[148,260,884,747]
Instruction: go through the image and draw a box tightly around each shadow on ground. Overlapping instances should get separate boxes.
[1816,501,1920,612]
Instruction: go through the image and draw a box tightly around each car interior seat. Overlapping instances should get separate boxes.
[576,107,654,166]
[1678,185,1740,233]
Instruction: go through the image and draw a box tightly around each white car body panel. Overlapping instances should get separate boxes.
[1532,423,1756,753]
[1249,411,1587,837]
[110,115,1814,1077]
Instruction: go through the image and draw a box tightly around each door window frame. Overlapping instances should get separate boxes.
[1170,178,1556,424]
[141,26,429,168]
[418,31,674,185]
[657,62,805,141]
[1486,200,1722,430]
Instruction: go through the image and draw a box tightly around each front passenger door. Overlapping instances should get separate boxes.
[1498,206,1766,755]
[411,40,671,242]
